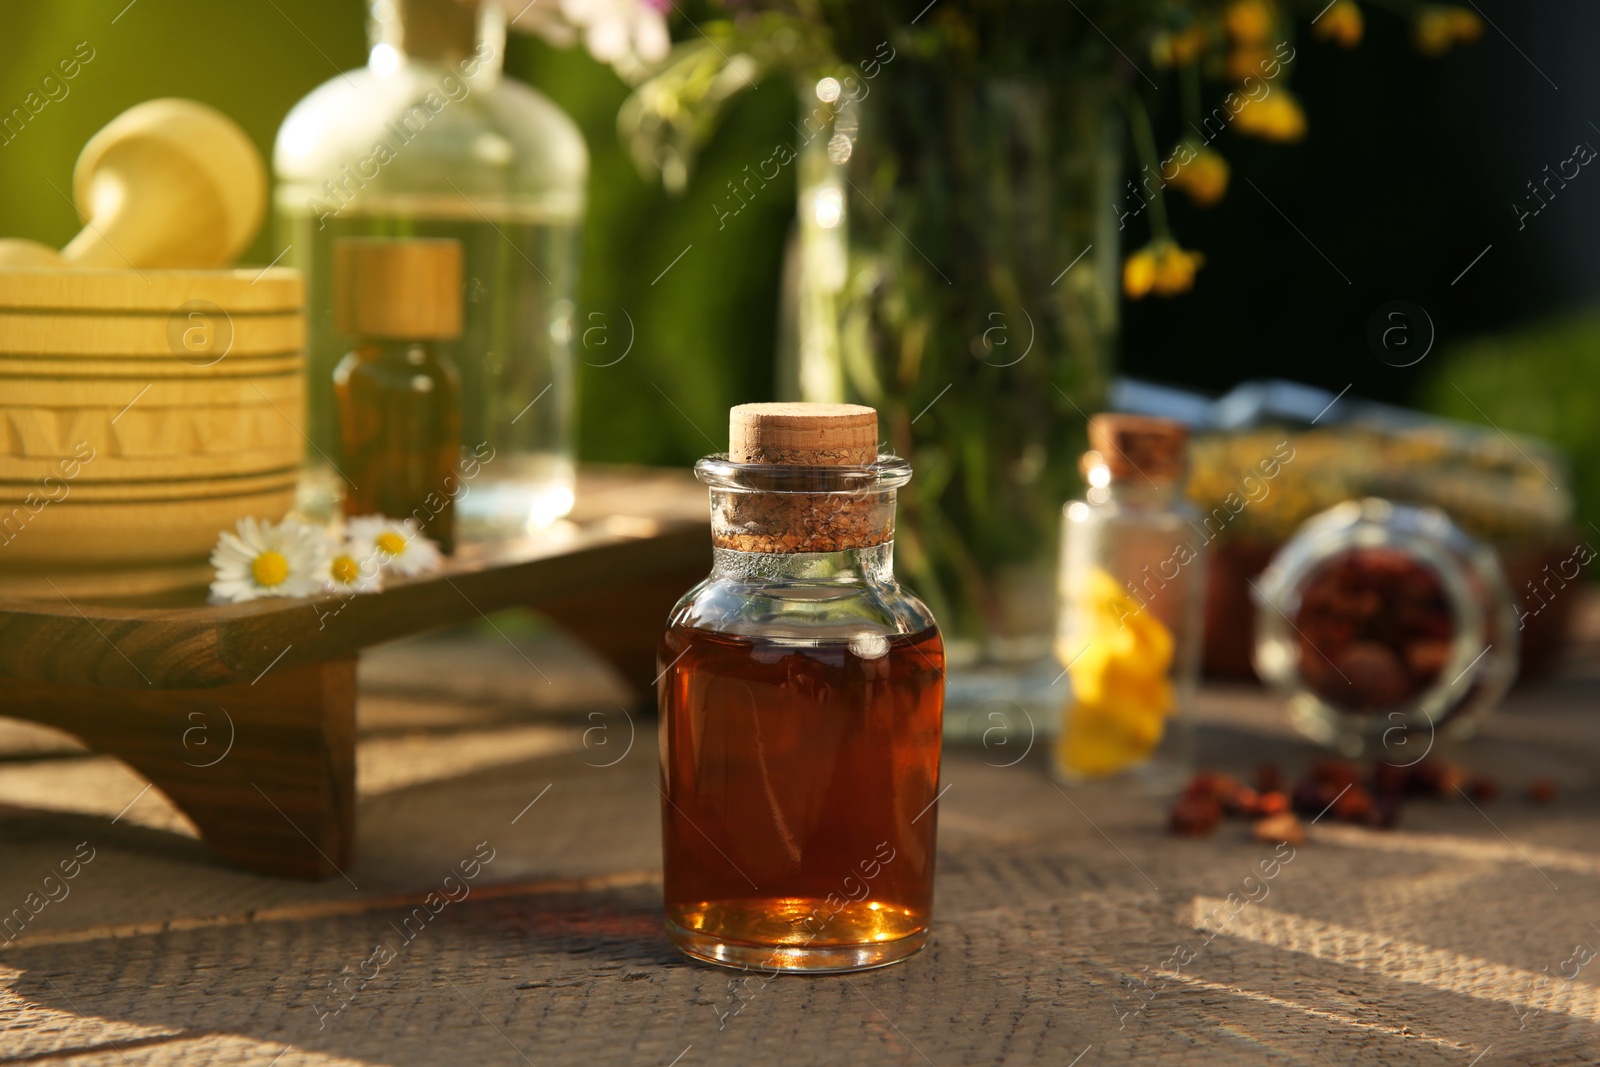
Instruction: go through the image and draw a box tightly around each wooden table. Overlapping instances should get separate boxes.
[0,467,710,880]
[0,607,1596,1065]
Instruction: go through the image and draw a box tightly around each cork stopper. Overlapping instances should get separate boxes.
[1086,413,1188,484]
[333,237,462,340]
[713,402,892,553]
[729,403,878,466]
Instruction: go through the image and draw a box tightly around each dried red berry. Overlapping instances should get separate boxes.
[1369,763,1411,798]
[1170,794,1224,837]
[1254,790,1290,817]
[1529,778,1557,805]
[1292,779,1339,817]
[1362,798,1400,829]
[1332,786,1374,822]
[1466,776,1499,803]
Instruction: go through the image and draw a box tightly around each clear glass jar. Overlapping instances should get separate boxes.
[274,0,585,536]
[1253,498,1519,756]
[1054,417,1204,792]
[658,454,944,973]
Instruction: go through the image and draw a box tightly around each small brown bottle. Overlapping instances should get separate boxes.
[332,237,463,553]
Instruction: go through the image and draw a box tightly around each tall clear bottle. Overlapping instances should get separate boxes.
[274,0,586,535]
[1055,415,1204,792]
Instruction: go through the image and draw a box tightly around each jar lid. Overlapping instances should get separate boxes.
[1087,413,1187,484]
[333,237,462,340]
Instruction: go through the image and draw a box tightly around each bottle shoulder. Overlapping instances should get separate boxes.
[274,65,587,204]
[669,574,939,641]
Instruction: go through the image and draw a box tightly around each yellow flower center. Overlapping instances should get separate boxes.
[331,555,359,584]
[376,532,407,556]
[252,550,290,588]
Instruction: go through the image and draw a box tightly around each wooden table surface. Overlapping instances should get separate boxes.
[0,601,1597,1065]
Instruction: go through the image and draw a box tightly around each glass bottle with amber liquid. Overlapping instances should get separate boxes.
[659,403,945,973]
[1055,414,1204,792]
[333,237,463,552]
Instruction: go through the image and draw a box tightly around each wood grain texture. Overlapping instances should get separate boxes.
[0,311,303,356]
[1,657,356,880]
[0,266,302,311]
[0,467,710,690]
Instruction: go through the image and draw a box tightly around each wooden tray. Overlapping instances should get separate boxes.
[0,466,710,879]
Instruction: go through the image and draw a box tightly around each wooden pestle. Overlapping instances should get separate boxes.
[0,98,265,270]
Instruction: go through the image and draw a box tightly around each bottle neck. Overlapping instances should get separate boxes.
[1090,478,1185,510]
[709,543,895,585]
[352,338,445,365]
[368,0,505,75]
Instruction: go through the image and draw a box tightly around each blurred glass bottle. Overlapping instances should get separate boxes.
[1055,415,1204,792]
[274,0,586,536]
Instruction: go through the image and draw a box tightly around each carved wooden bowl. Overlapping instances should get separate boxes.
[0,266,304,595]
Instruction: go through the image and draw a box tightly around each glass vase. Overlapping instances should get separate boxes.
[785,70,1122,727]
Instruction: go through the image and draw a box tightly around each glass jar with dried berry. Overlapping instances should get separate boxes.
[658,403,944,973]
[1253,498,1519,757]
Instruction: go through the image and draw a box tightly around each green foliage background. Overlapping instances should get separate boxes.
[0,0,795,467]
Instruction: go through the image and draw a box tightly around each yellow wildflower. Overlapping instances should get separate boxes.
[1152,244,1205,296]
[1123,249,1158,299]
[1416,6,1481,55]
[1125,242,1205,300]
[1225,0,1274,43]
[1447,8,1483,42]
[1057,570,1179,777]
[1227,48,1270,82]
[1169,146,1230,206]
[1170,25,1208,65]
[1314,1,1363,47]
[1235,90,1307,142]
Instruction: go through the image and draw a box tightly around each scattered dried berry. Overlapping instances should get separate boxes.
[1255,763,1284,793]
[1466,776,1500,803]
[1292,778,1341,818]
[1223,786,1259,817]
[1369,762,1411,799]
[1252,812,1306,846]
[1411,759,1467,800]
[1529,777,1557,805]
[1170,794,1224,837]
[1253,790,1290,817]
[1362,797,1400,829]
[1331,785,1374,823]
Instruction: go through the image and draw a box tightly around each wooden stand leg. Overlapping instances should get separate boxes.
[1,658,357,880]
[537,567,705,701]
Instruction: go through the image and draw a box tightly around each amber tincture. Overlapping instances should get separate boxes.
[332,237,463,552]
[660,403,944,973]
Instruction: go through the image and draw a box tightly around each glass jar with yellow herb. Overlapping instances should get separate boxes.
[1055,415,1205,791]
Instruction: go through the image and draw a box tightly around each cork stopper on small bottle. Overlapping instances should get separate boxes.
[1085,413,1188,485]
[715,402,892,553]
[333,237,463,340]
[729,403,878,466]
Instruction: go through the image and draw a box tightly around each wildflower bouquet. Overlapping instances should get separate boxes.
[623,0,1481,652]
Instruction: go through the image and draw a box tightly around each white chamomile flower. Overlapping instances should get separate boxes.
[345,515,443,578]
[323,538,384,595]
[209,517,327,603]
